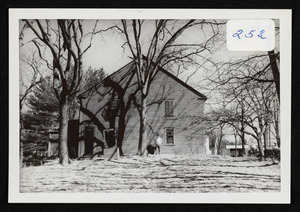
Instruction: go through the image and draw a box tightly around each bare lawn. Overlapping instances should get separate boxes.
[20,155,280,193]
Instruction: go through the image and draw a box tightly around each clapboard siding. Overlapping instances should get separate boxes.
[120,70,206,155]
[78,61,206,156]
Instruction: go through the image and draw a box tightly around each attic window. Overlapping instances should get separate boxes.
[165,100,175,116]
[110,99,119,110]
[108,99,120,116]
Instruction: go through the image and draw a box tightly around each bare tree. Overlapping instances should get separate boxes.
[271,98,280,147]
[22,19,99,165]
[224,74,277,160]
[202,39,280,158]
[206,109,229,155]
[116,19,222,155]
[268,50,280,100]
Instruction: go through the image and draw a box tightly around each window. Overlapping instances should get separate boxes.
[109,99,119,116]
[110,99,119,110]
[165,128,174,145]
[165,100,175,116]
[104,128,117,148]
[101,108,108,121]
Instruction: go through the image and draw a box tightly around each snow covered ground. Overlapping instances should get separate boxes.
[20,155,280,193]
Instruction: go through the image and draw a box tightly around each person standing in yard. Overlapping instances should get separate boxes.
[155,133,163,155]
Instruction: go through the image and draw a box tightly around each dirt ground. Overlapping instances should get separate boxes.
[20,155,280,193]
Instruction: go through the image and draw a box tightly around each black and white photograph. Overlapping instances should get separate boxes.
[9,9,291,203]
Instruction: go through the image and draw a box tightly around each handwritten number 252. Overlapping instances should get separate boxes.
[232,30,266,39]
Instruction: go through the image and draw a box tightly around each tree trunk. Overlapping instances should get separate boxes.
[268,50,280,100]
[137,94,147,155]
[217,126,223,155]
[20,119,24,168]
[257,116,267,160]
[256,137,265,161]
[20,141,23,167]
[235,133,237,157]
[274,107,280,148]
[276,130,280,148]
[241,132,245,156]
[59,98,70,165]
[214,137,218,155]
[217,137,222,155]
[263,121,269,150]
[117,113,126,156]
[241,105,245,156]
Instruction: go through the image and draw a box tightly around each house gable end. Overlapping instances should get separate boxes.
[156,67,207,101]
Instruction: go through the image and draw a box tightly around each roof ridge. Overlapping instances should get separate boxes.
[157,66,207,100]
[79,57,207,101]
[78,61,135,98]
[143,55,207,100]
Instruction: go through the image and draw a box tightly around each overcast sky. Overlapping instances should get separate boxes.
[19,19,279,114]
[19,19,279,80]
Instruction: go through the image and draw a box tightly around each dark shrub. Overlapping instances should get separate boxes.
[248,148,259,157]
[264,149,280,161]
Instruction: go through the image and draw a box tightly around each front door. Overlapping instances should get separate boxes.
[67,120,79,159]
[85,127,94,155]
[104,129,116,148]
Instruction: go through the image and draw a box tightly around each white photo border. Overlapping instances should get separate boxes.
[9,9,291,203]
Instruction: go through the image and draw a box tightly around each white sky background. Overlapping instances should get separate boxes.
[19,19,279,95]
[81,20,131,73]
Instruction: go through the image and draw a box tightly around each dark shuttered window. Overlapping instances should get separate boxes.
[166,128,174,145]
[165,100,175,116]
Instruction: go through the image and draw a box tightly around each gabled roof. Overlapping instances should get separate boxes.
[156,65,207,101]
[79,58,207,101]
[78,61,135,98]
